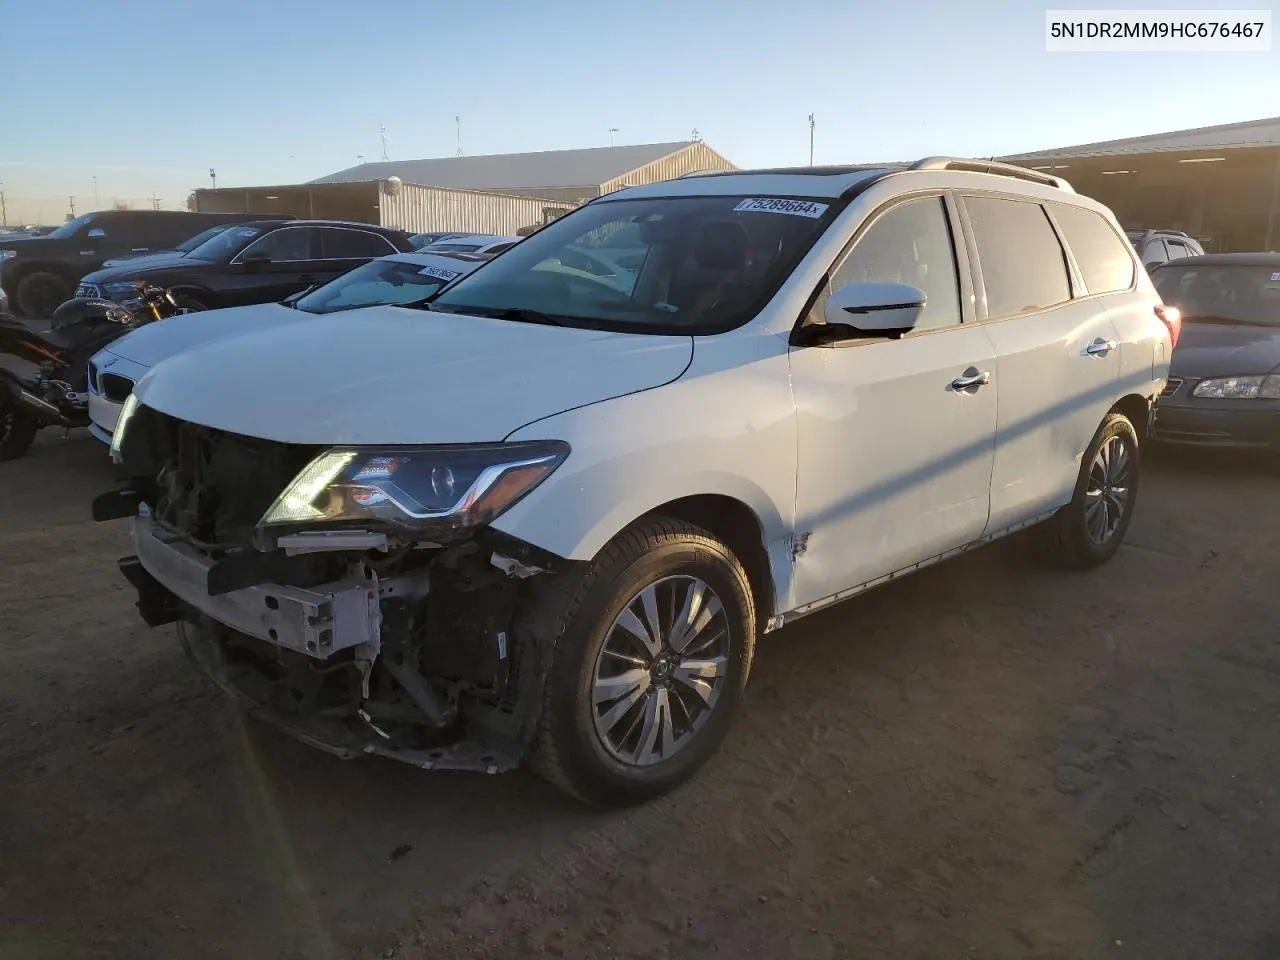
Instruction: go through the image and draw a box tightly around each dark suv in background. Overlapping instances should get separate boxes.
[0,210,255,317]
[76,220,416,312]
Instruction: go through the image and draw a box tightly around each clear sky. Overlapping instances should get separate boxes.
[1,0,1276,224]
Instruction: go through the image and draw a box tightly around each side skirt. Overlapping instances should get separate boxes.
[764,508,1060,632]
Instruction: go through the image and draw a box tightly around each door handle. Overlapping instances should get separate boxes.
[1086,338,1118,356]
[951,370,991,391]
[130,247,149,252]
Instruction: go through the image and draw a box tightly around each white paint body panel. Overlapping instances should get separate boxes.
[133,309,693,445]
[981,300,1122,531]
[788,324,999,609]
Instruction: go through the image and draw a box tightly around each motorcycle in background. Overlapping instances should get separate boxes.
[0,285,187,461]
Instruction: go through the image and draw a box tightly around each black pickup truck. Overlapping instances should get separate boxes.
[0,210,257,317]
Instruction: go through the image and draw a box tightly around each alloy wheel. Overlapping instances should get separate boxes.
[1085,435,1131,545]
[591,575,730,767]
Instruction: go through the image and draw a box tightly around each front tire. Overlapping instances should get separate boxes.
[1038,411,1140,569]
[528,518,756,807]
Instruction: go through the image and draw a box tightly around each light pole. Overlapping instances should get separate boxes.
[609,128,619,147]
[92,175,99,208]
[808,113,815,166]
[209,168,217,190]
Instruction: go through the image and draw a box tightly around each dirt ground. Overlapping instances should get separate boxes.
[1,431,1278,960]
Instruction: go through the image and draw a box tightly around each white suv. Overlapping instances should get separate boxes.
[98,157,1177,806]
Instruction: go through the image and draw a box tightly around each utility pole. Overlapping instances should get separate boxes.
[380,124,389,161]
[93,175,99,208]
[152,192,159,211]
[0,183,6,227]
[609,128,619,147]
[455,116,463,157]
[691,128,701,142]
[808,113,816,166]
[68,195,76,218]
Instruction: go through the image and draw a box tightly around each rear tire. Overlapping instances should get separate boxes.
[1037,411,1140,570]
[527,518,756,807]
[0,401,40,461]
[15,271,71,318]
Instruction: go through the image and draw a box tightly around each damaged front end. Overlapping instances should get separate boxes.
[96,402,572,774]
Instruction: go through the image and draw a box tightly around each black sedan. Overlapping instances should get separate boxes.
[1151,253,1280,451]
[75,220,415,312]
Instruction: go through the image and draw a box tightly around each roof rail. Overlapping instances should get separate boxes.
[909,157,1074,193]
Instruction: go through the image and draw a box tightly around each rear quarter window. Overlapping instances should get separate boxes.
[1051,204,1136,295]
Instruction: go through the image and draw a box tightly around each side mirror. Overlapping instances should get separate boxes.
[87,228,106,239]
[796,281,927,346]
[242,250,271,269]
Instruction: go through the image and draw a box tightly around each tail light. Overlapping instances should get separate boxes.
[1155,304,1181,349]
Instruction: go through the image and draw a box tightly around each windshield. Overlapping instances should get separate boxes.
[294,257,463,314]
[175,224,233,253]
[186,225,264,261]
[49,213,99,239]
[430,195,839,333]
[1154,264,1280,326]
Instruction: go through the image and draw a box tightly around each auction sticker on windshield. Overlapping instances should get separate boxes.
[733,198,829,218]
[419,266,462,282]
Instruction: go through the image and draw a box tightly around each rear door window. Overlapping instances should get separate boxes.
[242,227,318,262]
[1165,239,1192,261]
[1050,204,1135,294]
[1142,238,1169,266]
[963,196,1070,318]
[318,228,398,259]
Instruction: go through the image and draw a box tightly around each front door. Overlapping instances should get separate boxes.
[227,226,322,306]
[790,194,999,611]
[958,195,1124,532]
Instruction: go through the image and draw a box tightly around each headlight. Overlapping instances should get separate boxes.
[0,250,17,261]
[255,441,570,547]
[104,280,145,298]
[109,392,141,463]
[1191,375,1280,399]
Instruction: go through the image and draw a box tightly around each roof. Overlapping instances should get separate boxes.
[614,166,902,200]
[1002,116,1280,161]
[1154,253,1280,268]
[310,142,699,190]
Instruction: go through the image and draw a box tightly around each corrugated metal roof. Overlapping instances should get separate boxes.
[310,142,703,189]
[1002,116,1280,161]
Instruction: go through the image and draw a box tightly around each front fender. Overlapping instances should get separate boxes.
[493,332,799,613]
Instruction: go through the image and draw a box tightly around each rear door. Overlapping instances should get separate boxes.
[225,225,323,305]
[312,228,401,286]
[958,195,1123,533]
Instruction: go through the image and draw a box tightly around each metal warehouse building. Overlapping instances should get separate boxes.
[1001,116,1280,253]
[192,140,736,235]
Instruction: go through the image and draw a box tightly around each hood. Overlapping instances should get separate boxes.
[81,258,206,284]
[105,302,304,368]
[100,250,185,269]
[0,236,71,256]
[133,307,694,445]
[1170,321,1280,379]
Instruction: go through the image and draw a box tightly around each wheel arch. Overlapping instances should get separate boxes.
[1112,392,1152,440]
[166,285,219,308]
[637,494,777,629]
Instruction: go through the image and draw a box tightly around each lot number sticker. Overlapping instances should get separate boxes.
[733,198,829,219]
[1271,272,1280,282]
[419,266,462,282]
